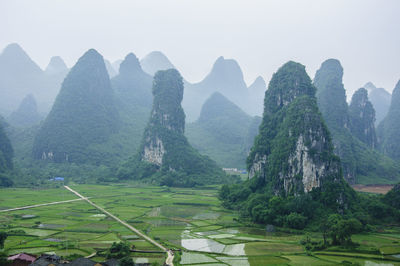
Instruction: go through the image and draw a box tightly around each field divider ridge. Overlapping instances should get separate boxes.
[63,185,174,266]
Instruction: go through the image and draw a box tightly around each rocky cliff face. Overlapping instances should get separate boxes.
[247,61,342,196]
[141,69,185,165]
[377,80,400,160]
[349,88,377,148]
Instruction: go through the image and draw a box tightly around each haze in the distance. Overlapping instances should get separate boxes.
[1,0,399,96]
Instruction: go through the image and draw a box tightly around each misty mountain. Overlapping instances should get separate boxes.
[140,51,176,76]
[7,94,42,127]
[110,53,153,156]
[45,56,68,75]
[32,49,119,164]
[247,76,267,115]
[0,43,45,113]
[42,56,69,110]
[0,43,69,114]
[186,92,256,168]
[183,56,251,121]
[364,82,391,126]
[314,59,400,184]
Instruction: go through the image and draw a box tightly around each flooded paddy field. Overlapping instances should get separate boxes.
[1,184,400,265]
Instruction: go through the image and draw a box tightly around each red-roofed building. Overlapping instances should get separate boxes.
[7,253,37,266]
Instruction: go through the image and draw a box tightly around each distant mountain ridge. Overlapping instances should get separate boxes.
[0,43,68,114]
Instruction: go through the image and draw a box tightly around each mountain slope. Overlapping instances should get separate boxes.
[186,92,254,168]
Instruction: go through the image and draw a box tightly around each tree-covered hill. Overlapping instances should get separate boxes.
[377,80,400,161]
[186,92,256,168]
[314,59,400,184]
[32,49,120,164]
[118,69,231,187]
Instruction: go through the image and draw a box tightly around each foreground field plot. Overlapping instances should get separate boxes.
[1,184,400,265]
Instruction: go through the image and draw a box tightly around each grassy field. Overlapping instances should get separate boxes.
[1,184,400,265]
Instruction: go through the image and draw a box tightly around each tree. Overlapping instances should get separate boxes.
[327,215,361,245]
[120,256,135,266]
[106,242,131,259]
[0,232,7,249]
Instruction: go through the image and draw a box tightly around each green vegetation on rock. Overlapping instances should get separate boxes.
[349,88,377,149]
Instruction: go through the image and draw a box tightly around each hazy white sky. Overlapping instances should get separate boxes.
[1,0,399,96]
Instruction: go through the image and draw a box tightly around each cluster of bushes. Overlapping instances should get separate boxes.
[219,179,400,237]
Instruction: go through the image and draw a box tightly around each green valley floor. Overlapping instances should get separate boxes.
[1,184,400,265]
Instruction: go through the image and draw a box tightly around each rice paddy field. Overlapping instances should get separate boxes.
[1,184,400,265]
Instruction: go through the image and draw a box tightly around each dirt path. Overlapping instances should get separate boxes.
[63,185,174,266]
[0,198,84,213]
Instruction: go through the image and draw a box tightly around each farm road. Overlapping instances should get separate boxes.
[0,198,84,213]
[63,185,174,266]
